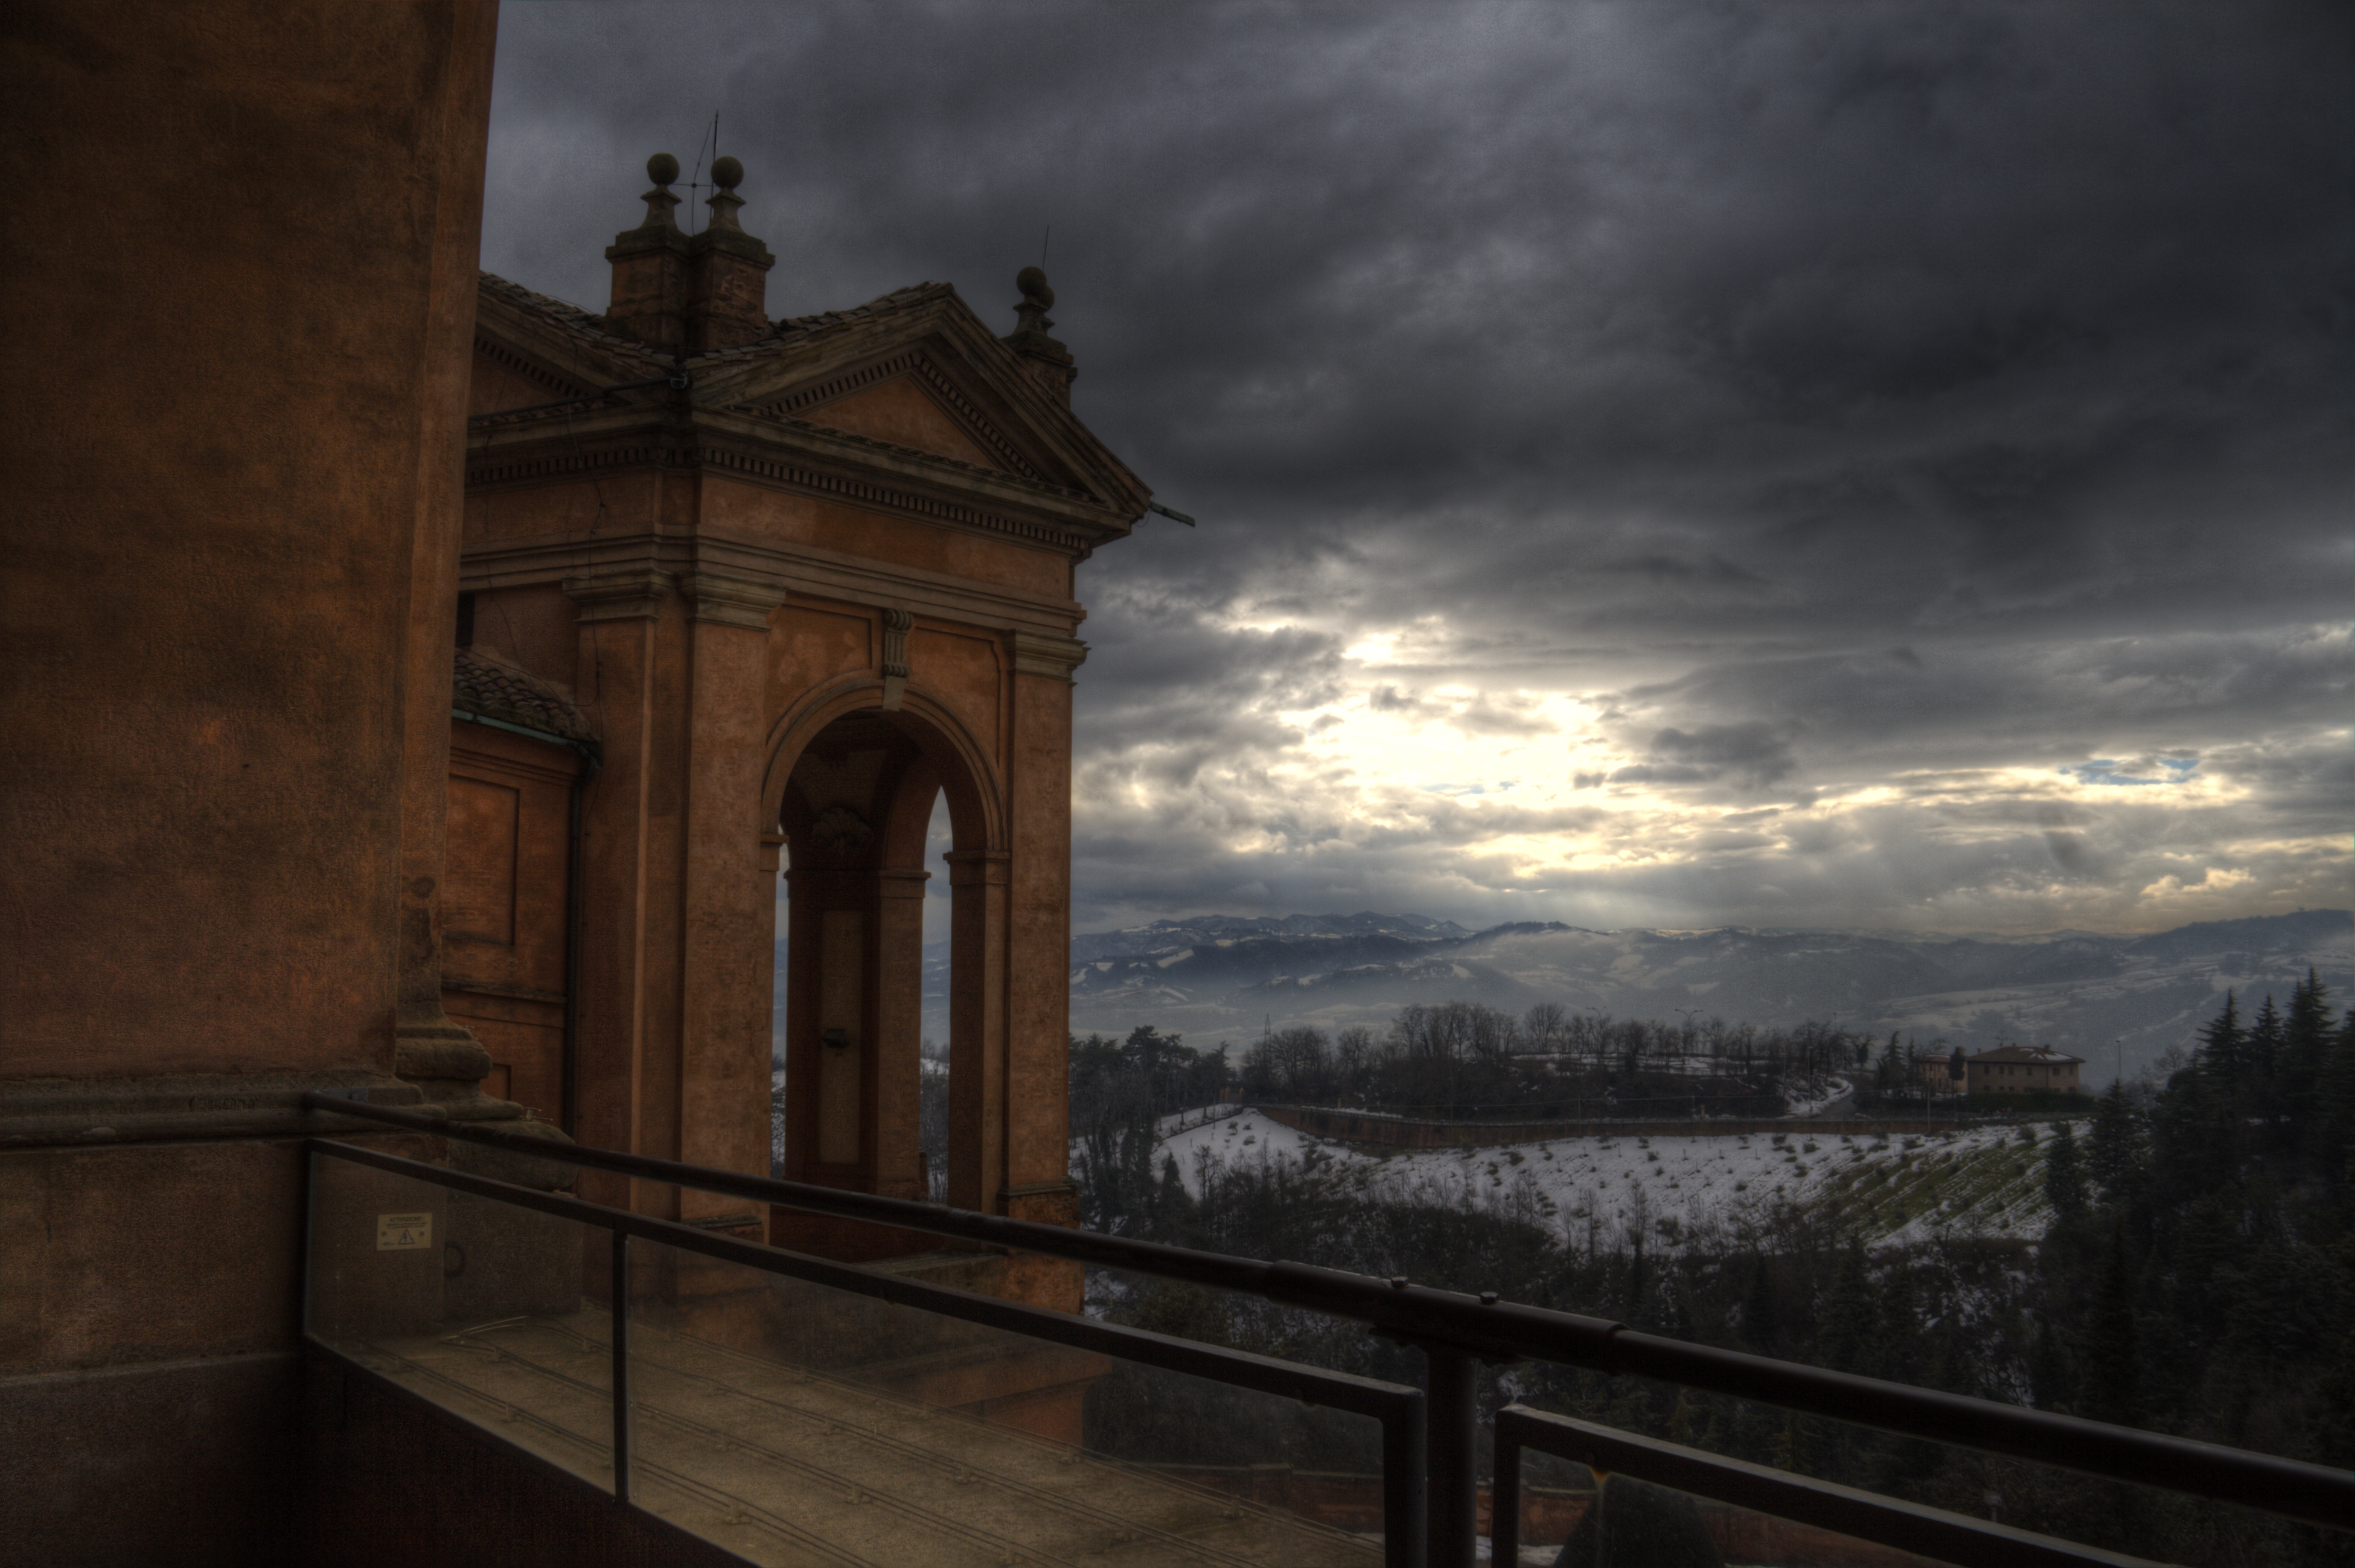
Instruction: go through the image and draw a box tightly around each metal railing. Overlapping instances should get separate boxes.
[1493,1405,2160,1568]
[305,1136,1425,1566]
[302,1093,2355,1568]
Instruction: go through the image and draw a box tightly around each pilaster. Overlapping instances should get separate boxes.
[560,570,668,1211]
[945,848,1011,1213]
[674,571,789,1209]
[1003,635,1078,1203]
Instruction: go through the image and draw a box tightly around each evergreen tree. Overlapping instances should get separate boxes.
[1665,1392,1698,1448]
[1152,1152,1197,1241]
[2197,990,2246,1091]
[2246,994,2284,1082]
[1772,1412,1820,1477]
[2028,1311,2072,1412]
[2246,994,2286,1135]
[2309,1244,2355,1467]
[1876,1030,1909,1095]
[1873,1257,1920,1384]
[2318,1010,2355,1193]
[2088,1081,2145,1206]
[2078,1225,2143,1426]
[2280,970,2334,1164]
[2312,1326,2355,1469]
[1739,1254,1781,1354]
[1818,1242,1876,1374]
[2043,1120,2086,1220]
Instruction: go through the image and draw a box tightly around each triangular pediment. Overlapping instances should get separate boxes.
[468,269,1153,523]
[740,349,1061,481]
[704,292,1146,508]
[793,371,1009,473]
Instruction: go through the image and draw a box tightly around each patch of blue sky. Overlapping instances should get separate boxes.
[1423,778,1520,797]
[2063,757,2199,786]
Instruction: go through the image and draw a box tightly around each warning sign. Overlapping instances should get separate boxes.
[376,1213,433,1251]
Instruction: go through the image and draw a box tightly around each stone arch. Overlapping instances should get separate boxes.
[761,677,1004,856]
[762,676,1011,1235]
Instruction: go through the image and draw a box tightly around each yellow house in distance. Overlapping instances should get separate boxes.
[1914,1047,1967,1095]
[1964,1044,2086,1095]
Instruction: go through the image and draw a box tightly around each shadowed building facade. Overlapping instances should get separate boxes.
[452,156,1146,1299]
[2,2,1148,1549]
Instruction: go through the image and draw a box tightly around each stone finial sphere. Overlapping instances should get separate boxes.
[1016,266,1054,307]
[647,151,680,186]
[711,156,744,190]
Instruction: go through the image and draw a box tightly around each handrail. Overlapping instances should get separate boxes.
[303,1092,2355,1533]
[1493,1405,2161,1568]
[304,1136,1427,1568]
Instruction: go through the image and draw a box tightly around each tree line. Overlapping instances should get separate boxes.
[1069,975,2355,1565]
[1067,1002,1866,1225]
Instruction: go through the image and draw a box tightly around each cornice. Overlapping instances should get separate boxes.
[467,407,1131,555]
[683,570,791,630]
[464,527,1084,639]
[696,441,1097,553]
[471,333,598,403]
[718,407,1092,506]
[1010,631,1088,683]
[561,567,675,622]
[468,438,669,489]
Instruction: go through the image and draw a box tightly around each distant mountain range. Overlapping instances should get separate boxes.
[1057,909,2353,1080]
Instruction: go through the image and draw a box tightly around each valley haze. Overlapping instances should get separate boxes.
[979,908,2342,1080]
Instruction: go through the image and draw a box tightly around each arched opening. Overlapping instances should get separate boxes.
[769,841,790,1177]
[918,786,953,1199]
[764,698,1001,1255]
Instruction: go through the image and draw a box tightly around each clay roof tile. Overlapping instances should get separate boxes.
[452,648,594,745]
[478,269,957,369]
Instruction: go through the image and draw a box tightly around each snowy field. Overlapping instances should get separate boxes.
[1154,1109,2080,1254]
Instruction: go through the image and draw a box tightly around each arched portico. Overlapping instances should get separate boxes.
[765,693,1011,1243]
[453,164,1146,1311]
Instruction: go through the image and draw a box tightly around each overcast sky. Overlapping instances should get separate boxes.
[485,1,2351,937]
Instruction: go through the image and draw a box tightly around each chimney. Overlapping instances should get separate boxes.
[1001,267,1076,406]
[604,153,690,349]
[684,156,775,353]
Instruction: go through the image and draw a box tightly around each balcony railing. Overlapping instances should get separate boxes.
[302,1092,2355,1568]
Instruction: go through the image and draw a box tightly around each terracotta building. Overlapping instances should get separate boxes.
[1963,1044,2085,1095]
[453,154,1145,1296]
[1,3,1149,1556]
[3,5,508,1560]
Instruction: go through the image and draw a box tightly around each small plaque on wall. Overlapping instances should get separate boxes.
[376,1213,433,1251]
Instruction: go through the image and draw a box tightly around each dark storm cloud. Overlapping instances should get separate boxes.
[1641,722,1801,790]
[485,2,2352,931]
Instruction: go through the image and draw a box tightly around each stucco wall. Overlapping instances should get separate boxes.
[0,0,497,1080]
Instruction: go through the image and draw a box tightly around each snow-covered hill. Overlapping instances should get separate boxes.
[1153,1110,2075,1255]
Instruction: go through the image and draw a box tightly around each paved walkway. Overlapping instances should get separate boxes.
[345,1308,1383,1567]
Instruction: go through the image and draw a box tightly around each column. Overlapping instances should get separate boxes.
[675,572,790,1227]
[1003,632,1085,1223]
[561,567,671,1212]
